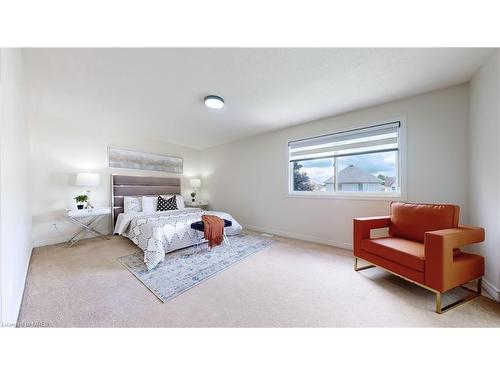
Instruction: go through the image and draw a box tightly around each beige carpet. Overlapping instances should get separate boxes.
[18,231,500,327]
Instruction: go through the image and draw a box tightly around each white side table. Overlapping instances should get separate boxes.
[185,200,209,208]
[66,207,111,247]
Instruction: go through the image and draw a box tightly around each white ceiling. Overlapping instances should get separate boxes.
[24,48,493,149]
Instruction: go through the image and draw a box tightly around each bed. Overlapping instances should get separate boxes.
[112,175,242,270]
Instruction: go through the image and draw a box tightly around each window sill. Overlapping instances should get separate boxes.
[287,192,406,202]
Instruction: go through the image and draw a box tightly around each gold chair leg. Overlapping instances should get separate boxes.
[435,278,482,314]
[354,257,376,272]
[435,292,442,314]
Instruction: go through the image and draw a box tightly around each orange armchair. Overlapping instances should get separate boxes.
[353,202,485,313]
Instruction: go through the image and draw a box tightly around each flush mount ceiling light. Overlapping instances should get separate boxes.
[204,95,224,109]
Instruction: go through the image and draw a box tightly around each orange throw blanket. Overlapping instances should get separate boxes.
[202,215,224,248]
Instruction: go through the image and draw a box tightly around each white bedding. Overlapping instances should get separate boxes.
[114,208,243,270]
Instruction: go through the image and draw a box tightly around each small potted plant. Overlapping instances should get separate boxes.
[190,191,196,202]
[74,194,88,209]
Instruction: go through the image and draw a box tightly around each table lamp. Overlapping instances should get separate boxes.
[189,178,201,202]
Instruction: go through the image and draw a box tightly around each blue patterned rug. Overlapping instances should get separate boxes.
[118,233,274,303]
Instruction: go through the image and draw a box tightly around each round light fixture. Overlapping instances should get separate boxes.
[204,95,224,109]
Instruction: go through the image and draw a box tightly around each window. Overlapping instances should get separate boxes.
[288,121,403,197]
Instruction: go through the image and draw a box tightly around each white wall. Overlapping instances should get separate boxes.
[201,85,470,248]
[0,49,33,325]
[469,51,500,301]
[29,112,202,247]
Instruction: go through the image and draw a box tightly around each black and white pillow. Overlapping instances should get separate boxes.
[157,195,177,211]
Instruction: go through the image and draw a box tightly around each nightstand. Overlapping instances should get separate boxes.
[185,201,209,208]
[66,207,111,247]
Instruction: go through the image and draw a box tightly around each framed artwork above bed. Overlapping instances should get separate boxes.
[108,147,183,174]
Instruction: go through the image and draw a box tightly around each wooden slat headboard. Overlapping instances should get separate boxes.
[111,174,181,224]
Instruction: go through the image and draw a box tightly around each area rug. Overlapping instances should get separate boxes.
[118,233,274,303]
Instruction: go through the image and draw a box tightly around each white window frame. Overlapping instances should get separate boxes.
[286,117,407,201]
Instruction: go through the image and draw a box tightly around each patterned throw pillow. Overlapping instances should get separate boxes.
[157,195,177,211]
[124,196,142,213]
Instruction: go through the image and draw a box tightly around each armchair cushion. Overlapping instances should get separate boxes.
[389,202,460,243]
[362,237,425,272]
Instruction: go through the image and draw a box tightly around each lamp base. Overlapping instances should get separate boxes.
[85,189,95,209]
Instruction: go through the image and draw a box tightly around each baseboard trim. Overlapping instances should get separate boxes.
[33,236,69,248]
[14,245,34,326]
[242,223,352,250]
[482,278,500,302]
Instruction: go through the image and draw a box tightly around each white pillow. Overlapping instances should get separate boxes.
[142,196,158,213]
[161,194,185,210]
[175,194,185,209]
[124,197,142,213]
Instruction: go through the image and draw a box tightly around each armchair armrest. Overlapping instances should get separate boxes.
[354,216,391,228]
[353,216,390,256]
[424,226,485,291]
[425,226,484,249]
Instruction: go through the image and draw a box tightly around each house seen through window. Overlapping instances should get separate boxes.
[289,121,402,195]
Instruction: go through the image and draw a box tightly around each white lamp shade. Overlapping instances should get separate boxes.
[76,172,100,187]
[189,178,201,188]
